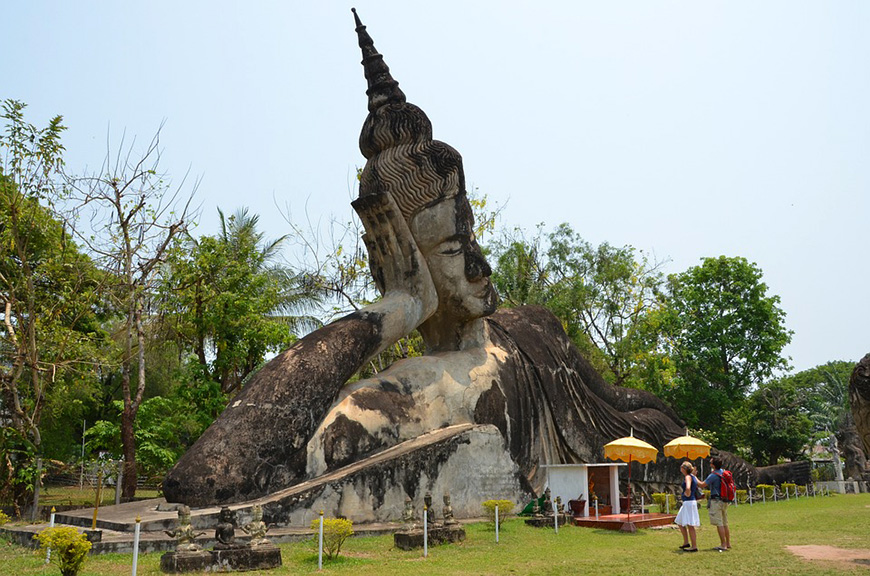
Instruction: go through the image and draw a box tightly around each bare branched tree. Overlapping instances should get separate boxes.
[67,125,197,498]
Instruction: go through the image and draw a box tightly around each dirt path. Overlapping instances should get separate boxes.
[786,545,870,569]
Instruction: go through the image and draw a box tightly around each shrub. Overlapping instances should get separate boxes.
[0,510,10,524]
[482,499,513,527]
[781,482,797,497]
[701,489,711,501]
[736,489,748,504]
[309,517,353,559]
[34,526,92,576]
[651,493,677,511]
[756,484,775,499]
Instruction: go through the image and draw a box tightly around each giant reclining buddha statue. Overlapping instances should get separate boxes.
[163,11,808,519]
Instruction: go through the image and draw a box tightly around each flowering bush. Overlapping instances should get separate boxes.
[651,493,677,511]
[756,484,775,499]
[310,517,353,559]
[482,499,513,527]
[34,526,91,576]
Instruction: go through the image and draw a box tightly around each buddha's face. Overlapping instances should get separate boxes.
[411,195,498,323]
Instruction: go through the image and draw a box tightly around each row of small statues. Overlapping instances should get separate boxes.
[165,504,271,552]
[531,488,567,518]
[401,492,460,530]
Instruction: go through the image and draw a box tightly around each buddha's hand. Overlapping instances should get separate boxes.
[352,192,438,322]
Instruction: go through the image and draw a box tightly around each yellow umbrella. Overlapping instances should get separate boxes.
[664,431,712,484]
[604,430,658,520]
[663,433,711,461]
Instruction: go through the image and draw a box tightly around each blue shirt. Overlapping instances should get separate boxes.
[683,475,698,502]
[705,469,723,498]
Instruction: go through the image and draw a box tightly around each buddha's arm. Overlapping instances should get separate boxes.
[163,192,437,505]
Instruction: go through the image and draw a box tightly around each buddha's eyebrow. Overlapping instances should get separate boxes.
[440,233,467,244]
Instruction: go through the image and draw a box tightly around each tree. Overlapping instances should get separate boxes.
[160,207,322,394]
[665,256,792,432]
[744,378,813,466]
[788,361,864,481]
[0,100,107,513]
[67,129,194,498]
[489,223,669,388]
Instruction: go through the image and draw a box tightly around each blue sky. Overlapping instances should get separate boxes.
[5,1,869,372]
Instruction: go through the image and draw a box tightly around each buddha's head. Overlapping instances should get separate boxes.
[351,9,498,347]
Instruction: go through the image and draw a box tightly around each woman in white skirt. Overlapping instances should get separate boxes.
[675,461,700,552]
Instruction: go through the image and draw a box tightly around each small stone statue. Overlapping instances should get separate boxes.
[442,493,458,526]
[555,496,563,514]
[532,501,542,518]
[164,506,205,552]
[241,504,271,547]
[401,496,417,527]
[543,488,554,515]
[214,506,241,550]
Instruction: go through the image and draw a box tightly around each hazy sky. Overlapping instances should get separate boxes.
[5,2,868,373]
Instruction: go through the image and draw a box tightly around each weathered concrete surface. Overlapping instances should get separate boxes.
[850,354,870,460]
[160,546,282,573]
[393,525,465,550]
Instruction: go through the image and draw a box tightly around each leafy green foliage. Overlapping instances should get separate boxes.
[489,223,669,389]
[160,208,320,394]
[34,526,91,576]
[665,256,792,432]
[481,499,513,527]
[756,484,775,499]
[84,366,227,478]
[1,100,108,511]
[310,517,354,559]
[651,493,677,511]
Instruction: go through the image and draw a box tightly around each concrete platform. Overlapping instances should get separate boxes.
[1,499,484,555]
[572,512,676,531]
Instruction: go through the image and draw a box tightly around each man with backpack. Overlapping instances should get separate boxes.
[698,456,734,551]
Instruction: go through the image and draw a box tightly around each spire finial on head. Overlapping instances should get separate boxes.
[351,8,406,111]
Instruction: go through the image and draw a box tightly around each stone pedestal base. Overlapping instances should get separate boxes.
[393,525,466,551]
[524,514,569,528]
[160,546,282,573]
[83,529,102,542]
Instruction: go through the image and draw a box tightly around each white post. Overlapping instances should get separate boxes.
[318,510,324,570]
[80,420,86,490]
[132,515,141,576]
[641,495,644,515]
[594,499,599,519]
[774,488,777,502]
[749,488,753,506]
[785,486,790,501]
[794,485,798,499]
[762,489,766,504]
[423,506,428,558]
[46,507,56,564]
[495,505,499,543]
[31,457,42,522]
[665,495,669,515]
[115,459,123,506]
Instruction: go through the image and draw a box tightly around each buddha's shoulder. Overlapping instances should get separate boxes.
[487,305,567,338]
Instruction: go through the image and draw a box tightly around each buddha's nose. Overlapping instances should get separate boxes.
[465,243,492,281]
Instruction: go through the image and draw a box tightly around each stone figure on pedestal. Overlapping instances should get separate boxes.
[442,493,458,526]
[241,505,272,547]
[164,506,205,553]
[214,507,241,550]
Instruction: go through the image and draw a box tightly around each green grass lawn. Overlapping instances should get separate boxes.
[2,493,868,576]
